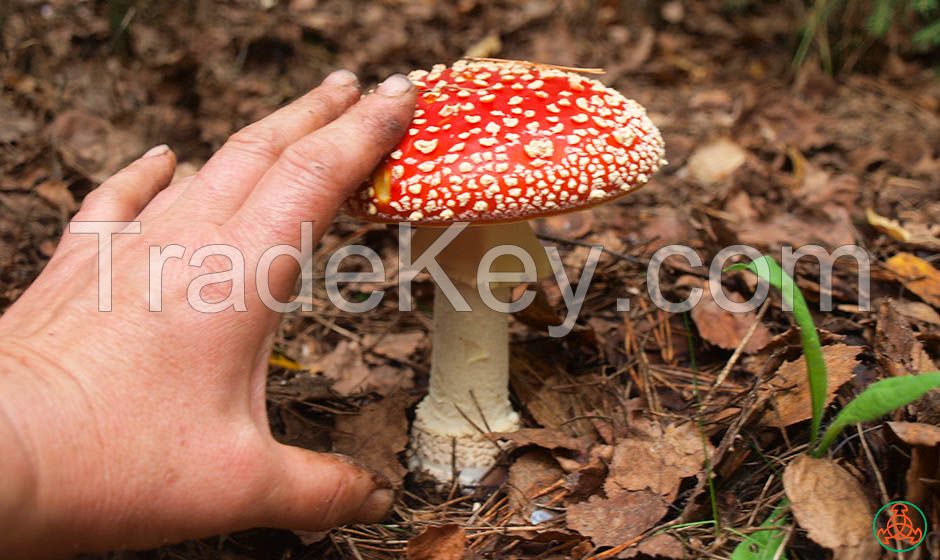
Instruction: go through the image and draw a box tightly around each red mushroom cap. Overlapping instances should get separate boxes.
[348,59,666,225]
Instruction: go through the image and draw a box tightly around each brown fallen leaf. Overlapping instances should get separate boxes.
[619,533,686,559]
[50,110,144,183]
[784,456,879,560]
[893,300,940,327]
[686,138,748,184]
[887,421,940,447]
[566,488,668,549]
[866,208,940,251]
[875,301,940,424]
[507,450,565,526]
[562,448,609,500]
[493,428,587,453]
[314,340,413,396]
[736,211,857,252]
[605,421,714,502]
[407,524,465,560]
[875,300,938,377]
[888,422,940,508]
[363,330,425,362]
[34,179,77,213]
[539,208,595,238]
[759,344,860,428]
[688,278,771,354]
[885,253,940,309]
[333,393,414,488]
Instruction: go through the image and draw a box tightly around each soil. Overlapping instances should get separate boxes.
[3,0,940,558]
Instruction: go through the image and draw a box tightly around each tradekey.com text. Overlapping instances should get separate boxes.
[72,221,871,337]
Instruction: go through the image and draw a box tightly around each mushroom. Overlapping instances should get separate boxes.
[347,59,666,485]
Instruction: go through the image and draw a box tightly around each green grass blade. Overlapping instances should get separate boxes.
[815,372,940,455]
[730,500,789,560]
[726,256,827,445]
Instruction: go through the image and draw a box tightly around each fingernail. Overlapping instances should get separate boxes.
[356,488,395,523]
[376,74,413,96]
[322,69,358,87]
[142,144,170,158]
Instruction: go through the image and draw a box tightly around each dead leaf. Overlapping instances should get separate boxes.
[875,300,938,376]
[759,344,860,428]
[887,421,940,447]
[888,422,940,508]
[689,279,771,353]
[50,110,143,183]
[736,211,857,252]
[34,179,77,213]
[620,533,686,558]
[364,330,425,362]
[605,421,713,502]
[407,524,465,560]
[494,428,586,453]
[686,138,748,184]
[783,455,879,560]
[867,208,912,243]
[314,340,412,396]
[867,208,940,251]
[875,300,940,424]
[563,448,609,499]
[333,393,414,487]
[885,253,940,308]
[507,450,565,526]
[539,208,595,238]
[567,488,668,548]
[894,300,940,326]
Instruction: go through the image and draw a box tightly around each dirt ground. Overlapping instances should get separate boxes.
[3,0,940,558]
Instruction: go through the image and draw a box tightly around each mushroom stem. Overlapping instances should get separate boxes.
[409,280,520,485]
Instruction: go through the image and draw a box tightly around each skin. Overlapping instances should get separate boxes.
[0,70,416,558]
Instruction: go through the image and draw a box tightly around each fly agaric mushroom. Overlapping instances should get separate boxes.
[347,59,666,485]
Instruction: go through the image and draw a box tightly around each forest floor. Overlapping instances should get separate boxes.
[3,1,940,558]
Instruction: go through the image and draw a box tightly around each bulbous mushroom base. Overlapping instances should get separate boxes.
[409,406,520,486]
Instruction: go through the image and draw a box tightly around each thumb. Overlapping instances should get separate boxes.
[262,444,394,530]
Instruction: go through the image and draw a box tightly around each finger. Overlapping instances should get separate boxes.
[70,145,176,223]
[230,74,415,248]
[169,70,361,224]
[135,176,193,221]
[263,446,394,530]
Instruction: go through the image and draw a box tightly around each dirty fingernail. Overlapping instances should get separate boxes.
[322,69,358,87]
[376,74,413,96]
[142,144,170,158]
[356,488,395,523]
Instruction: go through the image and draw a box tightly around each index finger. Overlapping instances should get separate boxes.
[229,74,416,246]
[168,70,362,224]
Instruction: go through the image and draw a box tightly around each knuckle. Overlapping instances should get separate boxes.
[301,92,336,121]
[280,137,345,189]
[225,125,283,162]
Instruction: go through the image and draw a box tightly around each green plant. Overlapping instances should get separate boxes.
[794,0,940,73]
[816,372,940,454]
[726,257,826,445]
[731,500,790,560]
[726,255,940,556]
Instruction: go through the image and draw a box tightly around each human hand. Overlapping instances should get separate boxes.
[0,70,415,557]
